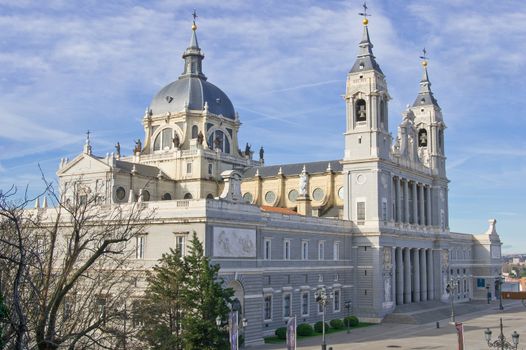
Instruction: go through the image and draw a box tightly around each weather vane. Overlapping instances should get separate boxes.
[358,2,371,25]
[420,48,429,67]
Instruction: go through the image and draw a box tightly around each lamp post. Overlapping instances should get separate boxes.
[216,314,248,348]
[484,318,519,349]
[344,300,352,334]
[315,287,329,350]
[446,278,457,324]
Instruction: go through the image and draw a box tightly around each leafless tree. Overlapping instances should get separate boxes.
[0,179,153,350]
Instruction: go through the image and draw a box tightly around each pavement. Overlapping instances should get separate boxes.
[251,300,526,349]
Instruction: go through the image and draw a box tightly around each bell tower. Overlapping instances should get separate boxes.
[343,13,391,163]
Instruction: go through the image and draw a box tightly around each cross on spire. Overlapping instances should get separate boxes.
[419,48,429,68]
[191,9,198,31]
[86,130,91,143]
[358,2,371,25]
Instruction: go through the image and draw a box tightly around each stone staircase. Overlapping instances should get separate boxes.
[382,300,488,325]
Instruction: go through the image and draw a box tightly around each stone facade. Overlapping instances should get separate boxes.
[47,18,503,346]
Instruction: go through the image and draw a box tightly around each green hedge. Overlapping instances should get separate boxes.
[344,315,359,327]
[275,327,287,339]
[330,319,345,329]
[314,321,330,333]
[297,323,315,336]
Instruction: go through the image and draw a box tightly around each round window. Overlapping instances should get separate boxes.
[264,191,276,204]
[116,187,126,201]
[288,189,298,202]
[142,190,150,202]
[312,188,324,201]
[338,186,344,200]
[243,192,253,204]
[162,193,172,200]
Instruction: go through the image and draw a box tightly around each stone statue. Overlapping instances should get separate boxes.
[197,131,204,145]
[214,136,222,150]
[259,146,264,160]
[299,166,308,196]
[134,139,142,153]
[244,143,251,156]
[173,134,180,148]
[115,142,120,157]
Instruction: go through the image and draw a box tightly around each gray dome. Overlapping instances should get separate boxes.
[149,77,236,119]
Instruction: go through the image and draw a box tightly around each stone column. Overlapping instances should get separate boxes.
[412,182,418,225]
[419,184,425,226]
[413,248,420,302]
[426,186,432,226]
[420,249,427,301]
[403,180,409,224]
[404,248,411,303]
[396,247,404,305]
[397,177,402,223]
[427,249,434,300]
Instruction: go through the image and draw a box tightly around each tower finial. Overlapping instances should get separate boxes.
[84,130,92,155]
[358,2,371,26]
[192,9,198,31]
[420,48,429,68]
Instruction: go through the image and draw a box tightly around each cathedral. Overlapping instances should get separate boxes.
[53,13,503,345]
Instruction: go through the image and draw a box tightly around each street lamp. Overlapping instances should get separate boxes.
[484,318,519,349]
[446,278,457,324]
[344,300,352,334]
[315,287,330,350]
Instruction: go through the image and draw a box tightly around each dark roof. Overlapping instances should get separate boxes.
[114,160,166,178]
[242,160,342,178]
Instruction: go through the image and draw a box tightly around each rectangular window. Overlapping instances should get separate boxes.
[302,240,309,260]
[477,278,486,288]
[136,236,145,259]
[333,241,340,261]
[264,295,272,321]
[63,296,73,320]
[301,292,309,316]
[186,162,192,174]
[132,300,144,328]
[208,163,213,175]
[357,201,366,222]
[264,239,271,260]
[284,239,290,260]
[175,236,185,257]
[333,289,341,312]
[96,297,107,324]
[382,200,387,221]
[318,241,325,260]
[283,293,291,318]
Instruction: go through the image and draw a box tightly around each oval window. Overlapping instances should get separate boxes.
[142,190,150,202]
[312,188,324,201]
[288,189,298,202]
[338,187,344,200]
[264,191,276,204]
[116,187,126,201]
[243,192,253,204]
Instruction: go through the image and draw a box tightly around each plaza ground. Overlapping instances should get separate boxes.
[253,300,526,349]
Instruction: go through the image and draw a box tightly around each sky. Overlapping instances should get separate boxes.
[0,0,524,253]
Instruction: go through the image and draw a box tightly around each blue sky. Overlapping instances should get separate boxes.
[0,1,524,253]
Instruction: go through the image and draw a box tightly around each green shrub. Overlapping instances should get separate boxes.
[314,321,330,333]
[275,327,287,339]
[296,323,315,336]
[344,315,359,327]
[330,319,344,329]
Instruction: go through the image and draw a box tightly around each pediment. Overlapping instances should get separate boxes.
[57,153,111,177]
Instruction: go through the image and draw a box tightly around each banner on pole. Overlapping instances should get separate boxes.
[286,316,297,350]
[229,311,239,350]
[455,322,464,350]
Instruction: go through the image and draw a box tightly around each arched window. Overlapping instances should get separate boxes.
[438,129,444,153]
[206,193,214,199]
[192,125,198,139]
[141,190,150,202]
[207,129,231,154]
[183,193,193,199]
[153,128,177,151]
[418,129,428,147]
[162,193,172,200]
[355,99,367,122]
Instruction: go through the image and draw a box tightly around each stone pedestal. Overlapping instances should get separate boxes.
[296,195,312,216]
